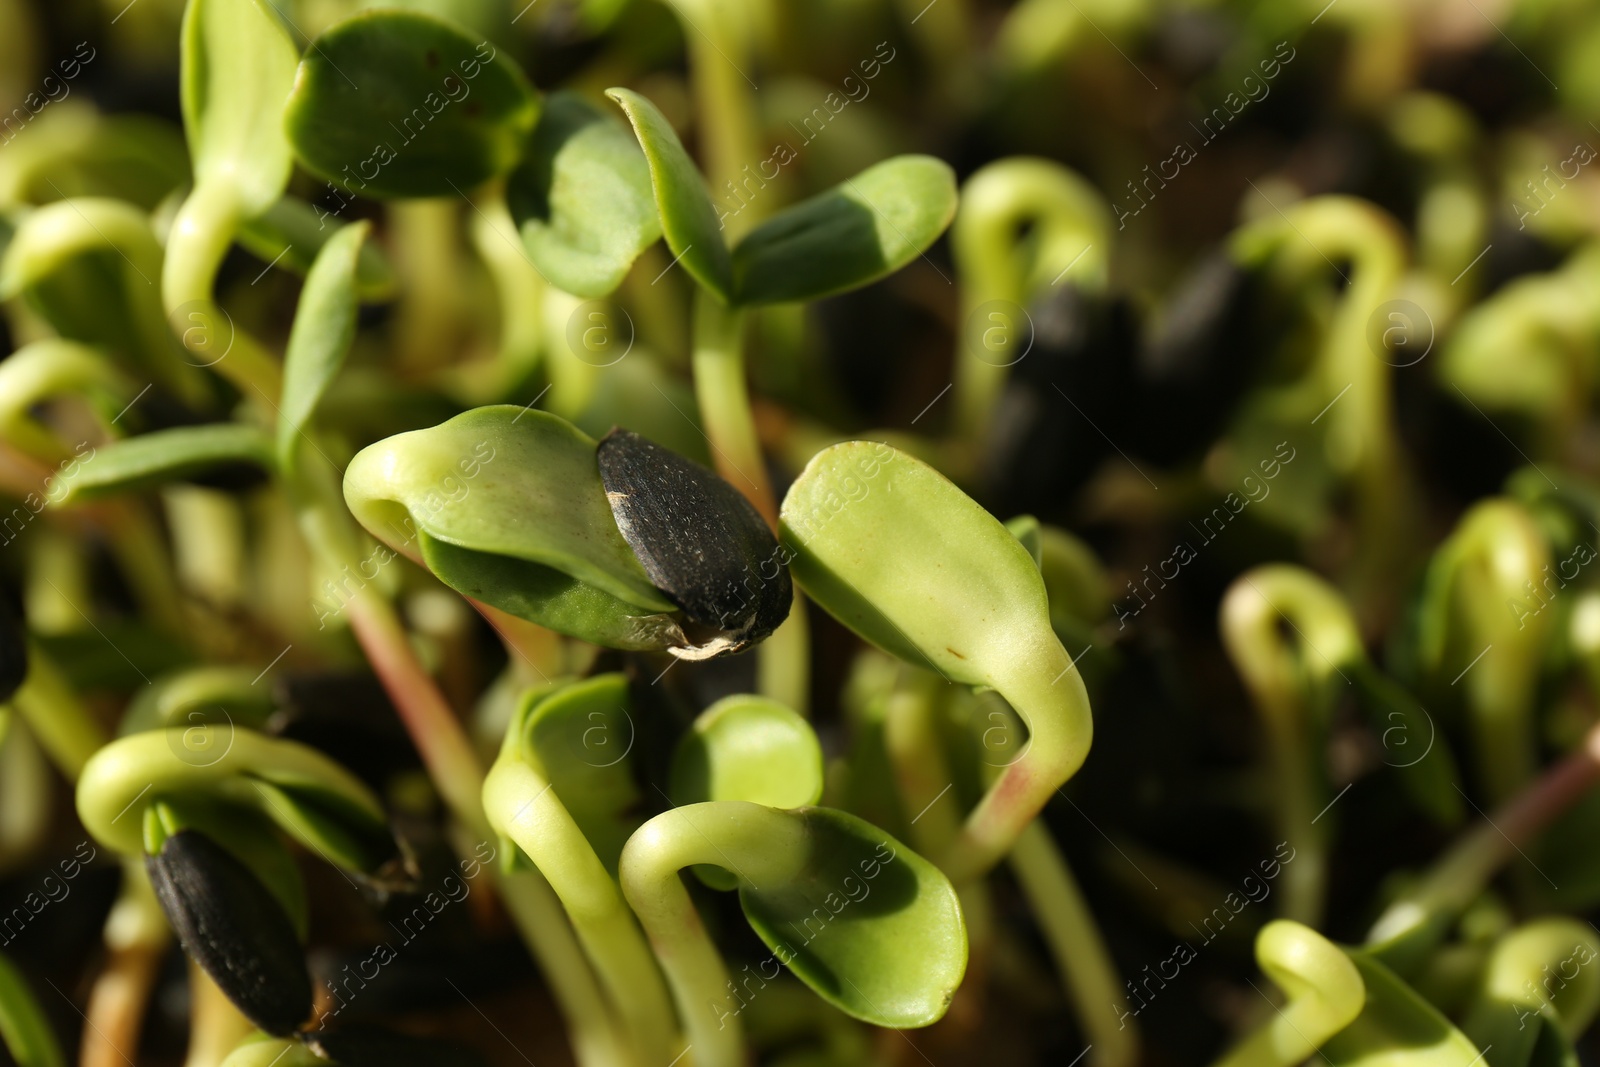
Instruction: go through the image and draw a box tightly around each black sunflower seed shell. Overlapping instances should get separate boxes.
[0,595,27,703]
[301,1024,490,1067]
[146,829,312,1036]
[597,429,791,652]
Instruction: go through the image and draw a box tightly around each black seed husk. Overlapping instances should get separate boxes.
[597,429,791,655]
[302,1024,490,1067]
[146,829,312,1035]
[0,595,28,703]
[1134,248,1266,464]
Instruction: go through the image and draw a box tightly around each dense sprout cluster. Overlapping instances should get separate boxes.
[3,0,1600,1065]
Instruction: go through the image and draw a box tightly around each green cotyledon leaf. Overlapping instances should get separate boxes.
[278,221,370,472]
[731,155,957,305]
[508,91,661,298]
[1461,918,1600,1067]
[285,11,539,199]
[418,535,683,651]
[181,0,299,216]
[343,406,671,611]
[606,87,732,302]
[517,673,641,872]
[779,440,1056,688]
[671,693,822,891]
[736,808,966,1028]
[671,694,822,811]
[47,425,275,506]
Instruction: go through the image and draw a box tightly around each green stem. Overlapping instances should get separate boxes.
[11,644,106,780]
[757,591,810,715]
[1209,921,1364,1067]
[881,675,995,958]
[543,286,601,421]
[691,290,810,711]
[1366,727,1600,971]
[1008,822,1138,1067]
[485,758,680,1063]
[950,160,1110,453]
[491,868,632,1067]
[1219,567,1366,927]
[162,179,283,401]
[0,951,65,1067]
[286,457,622,1067]
[691,291,771,524]
[463,186,545,399]
[1235,198,1409,617]
[341,589,627,1067]
[392,199,463,378]
[1431,501,1549,807]
[942,635,1093,882]
[622,802,813,1067]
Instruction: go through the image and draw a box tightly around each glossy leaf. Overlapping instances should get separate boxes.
[285,11,539,199]
[606,87,732,301]
[237,198,396,300]
[247,777,399,875]
[47,425,274,506]
[737,808,965,1028]
[508,91,661,298]
[419,536,682,651]
[278,221,370,470]
[671,694,822,810]
[146,829,312,1035]
[780,441,1053,687]
[518,673,641,870]
[731,156,956,305]
[180,0,299,215]
[344,406,668,609]
[671,694,822,891]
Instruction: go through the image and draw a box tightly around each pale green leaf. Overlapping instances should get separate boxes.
[509,91,661,298]
[606,87,732,302]
[732,155,956,305]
